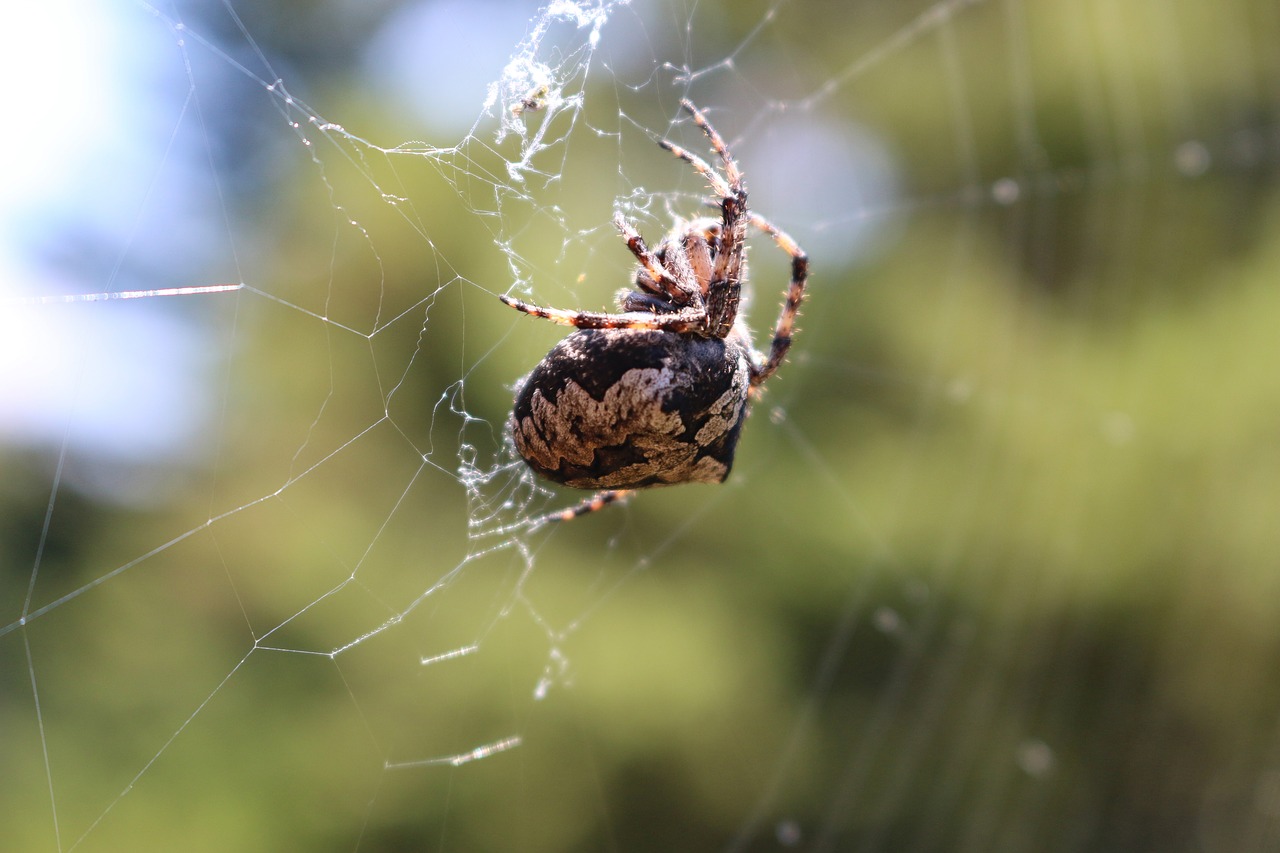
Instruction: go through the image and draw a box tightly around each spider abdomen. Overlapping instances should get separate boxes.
[510,328,752,489]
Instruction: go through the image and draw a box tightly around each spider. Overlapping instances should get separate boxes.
[500,99,809,525]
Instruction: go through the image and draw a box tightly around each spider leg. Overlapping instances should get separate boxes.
[527,489,633,530]
[658,101,750,339]
[613,213,700,306]
[659,138,733,199]
[658,100,744,198]
[499,294,708,334]
[746,212,809,387]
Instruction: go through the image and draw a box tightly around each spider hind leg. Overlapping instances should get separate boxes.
[528,489,633,530]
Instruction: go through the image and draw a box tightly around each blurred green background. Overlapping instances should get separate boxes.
[3,0,1279,850]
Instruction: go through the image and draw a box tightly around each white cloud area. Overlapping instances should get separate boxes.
[363,0,537,133]
[0,0,111,211]
[0,0,215,498]
[751,117,901,269]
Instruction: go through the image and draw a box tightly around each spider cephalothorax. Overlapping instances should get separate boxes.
[500,99,808,522]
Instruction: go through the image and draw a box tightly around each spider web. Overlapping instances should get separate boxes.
[3,0,1280,850]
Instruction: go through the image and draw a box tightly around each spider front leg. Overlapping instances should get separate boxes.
[747,212,809,388]
[658,99,743,199]
[659,101,750,337]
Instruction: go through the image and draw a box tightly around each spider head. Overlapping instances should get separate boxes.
[626,216,731,308]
